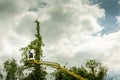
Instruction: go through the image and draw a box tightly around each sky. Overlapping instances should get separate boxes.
[0,0,120,79]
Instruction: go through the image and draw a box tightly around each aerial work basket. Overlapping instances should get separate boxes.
[29,50,34,60]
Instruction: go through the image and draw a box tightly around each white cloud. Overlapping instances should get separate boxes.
[118,0,120,4]
[43,29,120,69]
[116,16,120,24]
[37,0,105,46]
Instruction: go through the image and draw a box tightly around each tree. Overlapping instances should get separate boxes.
[85,60,108,80]
[0,71,3,79]
[53,59,108,80]
[4,58,18,80]
[20,20,47,80]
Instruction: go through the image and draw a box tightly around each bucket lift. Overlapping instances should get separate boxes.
[28,52,87,80]
[28,49,35,60]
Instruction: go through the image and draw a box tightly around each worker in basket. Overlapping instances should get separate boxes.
[29,51,34,60]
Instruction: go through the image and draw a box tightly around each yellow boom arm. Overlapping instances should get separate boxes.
[29,60,87,80]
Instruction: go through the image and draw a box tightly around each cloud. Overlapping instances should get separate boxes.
[0,0,105,63]
[118,0,120,4]
[116,16,120,24]
[36,1,105,68]
[13,13,37,39]
[37,0,105,45]
[0,0,29,60]
[0,0,27,20]
[43,29,120,68]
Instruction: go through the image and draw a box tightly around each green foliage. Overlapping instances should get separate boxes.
[54,67,85,80]
[53,60,108,80]
[23,67,47,80]
[0,71,3,79]
[20,20,47,80]
[3,58,24,80]
[85,60,108,80]
[4,58,18,80]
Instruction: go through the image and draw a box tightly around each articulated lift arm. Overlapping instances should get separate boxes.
[29,60,87,80]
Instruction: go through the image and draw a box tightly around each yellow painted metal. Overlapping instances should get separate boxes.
[29,60,87,80]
